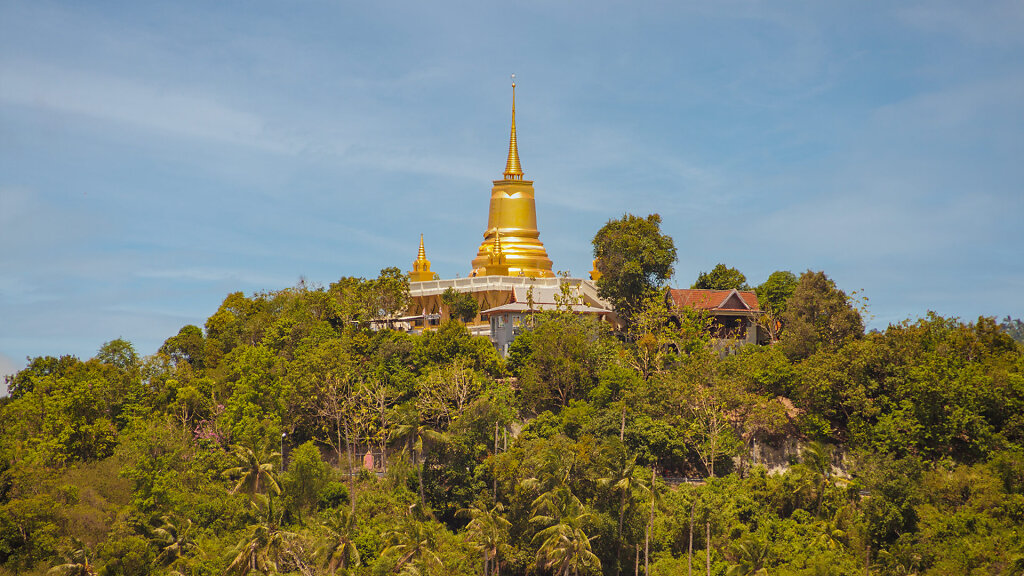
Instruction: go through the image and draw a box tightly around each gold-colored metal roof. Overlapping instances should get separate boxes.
[503,80,523,180]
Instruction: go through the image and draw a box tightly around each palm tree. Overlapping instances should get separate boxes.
[459,503,511,576]
[222,443,282,497]
[814,506,849,551]
[151,516,197,568]
[320,508,361,574]
[597,444,642,573]
[725,535,769,576]
[394,419,447,507]
[223,498,295,576]
[796,441,833,514]
[383,517,444,574]
[48,539,95,576]
[530,485,601,576]
[533,521,602,576]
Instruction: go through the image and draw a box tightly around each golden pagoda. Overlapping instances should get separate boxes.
[409,234,435,282]
[470,80,554,278]
[483,233,510,276]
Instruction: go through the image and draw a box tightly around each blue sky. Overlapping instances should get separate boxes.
[2,0,1023,380]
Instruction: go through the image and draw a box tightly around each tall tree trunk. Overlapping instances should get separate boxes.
[619,491,627,572]
[418,456,425,507]
[345,420,356,516]
[705,520,711,576]
[646,465,655,576]
[634,545,639,576]
[620,407,626,441]
[688,501,694,576]
[493,422,499,501]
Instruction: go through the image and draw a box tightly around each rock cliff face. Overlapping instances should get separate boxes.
[736,438,851,478]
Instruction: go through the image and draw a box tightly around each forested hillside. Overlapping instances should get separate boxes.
[2,260,1023,575]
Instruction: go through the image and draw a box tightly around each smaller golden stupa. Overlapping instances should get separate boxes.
[409,234,435,282]
[483,233,510,276]
[470,78,554,278]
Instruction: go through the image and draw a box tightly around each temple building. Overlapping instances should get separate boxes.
[666,288,765,345]
[403,81,615,346]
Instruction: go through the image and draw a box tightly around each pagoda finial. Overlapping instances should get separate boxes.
[503,74,523,180]
[493,232,504,261]
[409,234,434,282]
[485,230,510,275]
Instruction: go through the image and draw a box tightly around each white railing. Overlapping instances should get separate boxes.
[410,276,610,308]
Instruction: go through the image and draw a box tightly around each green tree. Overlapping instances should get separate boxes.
[593,213,677,327]
[150,516,196,569]
[725,535,768,576]
[530,486,602,576]
[692,264,750,291]
[159,325,209,370]
[319,508,361,574]
[597,442,644,572]
[47,538,95,576]
[223,443,282,498]
[780,270,864,360]
[223,499,295,576]
[282,441,330,520]
[369,266,412,327]
[1000,315,1024,344]
[95,338,140,373]
[382,517,444,574]
[754,270,798,318]
[442,287,480,323]
[514,314,612,413]
[460,503,512,576]
[395,418,448,507]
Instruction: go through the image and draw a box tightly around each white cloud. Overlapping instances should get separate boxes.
[0,352,22,395]
[0,60,292,153]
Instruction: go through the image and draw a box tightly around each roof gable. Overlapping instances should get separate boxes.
[668,288,760,312]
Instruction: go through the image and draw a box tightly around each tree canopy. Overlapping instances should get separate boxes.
[1,237,1022,576]
[592,213,677,327]
[691,264,750,291]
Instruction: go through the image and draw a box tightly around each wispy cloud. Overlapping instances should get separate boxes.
[0,60,293,153]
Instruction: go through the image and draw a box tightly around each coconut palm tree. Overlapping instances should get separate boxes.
[223,497,295,576]
[459,502,511,576]
[725,535,769,576]
[151,516,197,568]
[48,539,95,576]
[597,444,642,571]
[394,419,447,507]
[530,485,601,576]
[222,442,282,498]
[532,520,602,576]
[320,508,361,574]
[383,517,444,574]
[814,506,849,551]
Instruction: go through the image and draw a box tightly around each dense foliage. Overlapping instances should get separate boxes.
[2,268,1023,576]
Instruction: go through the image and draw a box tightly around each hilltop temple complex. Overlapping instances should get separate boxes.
[401,82,614,351]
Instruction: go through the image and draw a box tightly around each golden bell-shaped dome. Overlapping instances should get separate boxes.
[471,80,554,278]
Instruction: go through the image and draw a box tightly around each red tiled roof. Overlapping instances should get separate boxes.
[667,289,760,311]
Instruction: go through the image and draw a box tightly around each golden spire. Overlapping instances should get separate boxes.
[503,75,523,180]
[485,231,510,275]
[492,233,504,263]
[471,77,553,278]
[409,234,434,282]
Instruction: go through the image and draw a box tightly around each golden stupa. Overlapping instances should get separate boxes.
[470,80,554,278]
[409,234,435,282]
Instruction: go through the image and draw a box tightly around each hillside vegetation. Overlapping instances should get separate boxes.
[2,264,1023,576]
